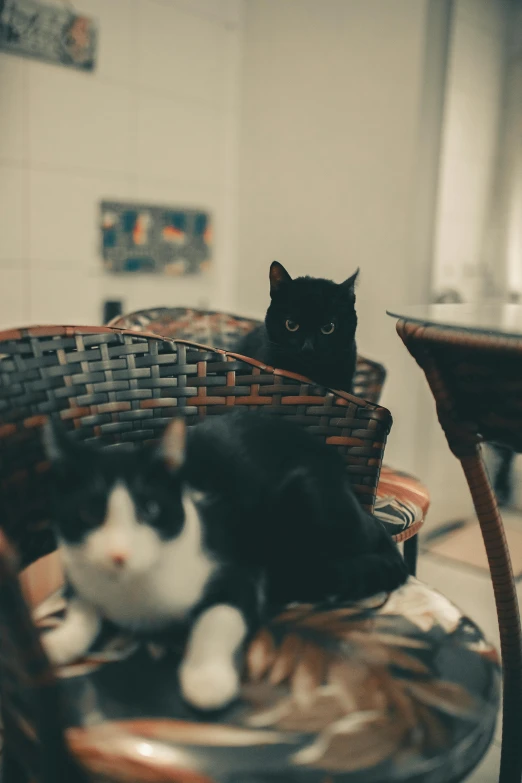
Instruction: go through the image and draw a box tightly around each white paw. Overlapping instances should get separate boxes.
[180,660,240,710]
[42,627,88,667]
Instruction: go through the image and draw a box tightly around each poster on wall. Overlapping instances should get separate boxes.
[0,0,97,71]
[100,201,213,276]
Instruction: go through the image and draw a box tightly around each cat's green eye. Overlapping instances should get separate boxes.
[285,319,299,332]
[321,323,335,335]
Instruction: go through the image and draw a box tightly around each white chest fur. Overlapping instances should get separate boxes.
[61,488,216,631]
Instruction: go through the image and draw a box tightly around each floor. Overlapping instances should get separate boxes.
[423,511,522,579]
[417,508,522,782]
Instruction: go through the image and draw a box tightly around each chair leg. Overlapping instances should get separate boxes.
[460,453,522,783]
[403,534,418,576]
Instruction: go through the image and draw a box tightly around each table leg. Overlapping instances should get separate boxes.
[460,452,522,783]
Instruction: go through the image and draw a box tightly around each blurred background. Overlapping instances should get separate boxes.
[1,0,522,533]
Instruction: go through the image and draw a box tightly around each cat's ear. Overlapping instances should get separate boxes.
[269,261,292,297]
[340,268,359,298]
[160,417,186,471]
[42,417,73,463]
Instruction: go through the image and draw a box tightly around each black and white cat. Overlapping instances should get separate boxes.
[42,411,407,710]
[235,262,359,392]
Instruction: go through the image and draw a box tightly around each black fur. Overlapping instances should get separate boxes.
[183,411,407,617]
[235,261,359,392]
[46,411,408,632]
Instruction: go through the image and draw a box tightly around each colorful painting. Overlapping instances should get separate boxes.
[0,0,97,71]
[100,202,212,276]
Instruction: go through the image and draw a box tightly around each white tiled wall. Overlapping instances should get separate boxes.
[0,0,244,329]
[237,0,443,477]
[431,0,510,300]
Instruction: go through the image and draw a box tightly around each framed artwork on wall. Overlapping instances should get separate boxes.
[0,0,97,71]
[100,201,212,276]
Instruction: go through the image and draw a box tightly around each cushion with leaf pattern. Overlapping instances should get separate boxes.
[34,577,499,783]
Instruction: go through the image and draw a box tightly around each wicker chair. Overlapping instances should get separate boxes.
[0,325,500,783]
[109,307,429,572]
[0,325,390,781]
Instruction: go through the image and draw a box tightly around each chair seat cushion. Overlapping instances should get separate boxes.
[376,466,430,541]
[35,577,499,783]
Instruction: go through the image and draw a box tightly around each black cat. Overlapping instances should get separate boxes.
[42,410,407,711]
[235,261,359,392]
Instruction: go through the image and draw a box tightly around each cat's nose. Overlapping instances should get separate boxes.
[301,338,314,354]
[110,552,128,568]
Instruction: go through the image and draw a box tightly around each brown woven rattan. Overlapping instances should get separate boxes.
[108,306,388,404]
[396,318,522,783]
[0,325,393,780]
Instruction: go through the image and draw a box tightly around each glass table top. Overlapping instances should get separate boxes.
[386,303,522,339]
